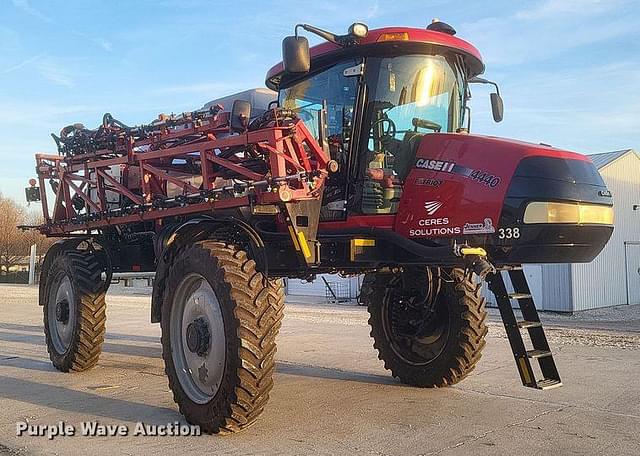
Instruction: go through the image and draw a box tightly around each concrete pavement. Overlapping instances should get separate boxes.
[0,284,638,455]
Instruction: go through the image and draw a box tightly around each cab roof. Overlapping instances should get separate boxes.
[265,26,484,90]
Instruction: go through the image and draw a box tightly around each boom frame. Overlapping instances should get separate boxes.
[34,111,330,236]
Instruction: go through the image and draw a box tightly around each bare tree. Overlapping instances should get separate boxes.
[0,197,28,273]
[22,210,56,265]
[0,196,53,273]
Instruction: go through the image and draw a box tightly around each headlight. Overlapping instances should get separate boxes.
[348,23,369,38]
[523,202,614,225]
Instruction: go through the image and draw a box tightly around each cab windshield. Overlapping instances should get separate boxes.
[363,55,464,179]
[365,54,464,138]
[357,54,465,214]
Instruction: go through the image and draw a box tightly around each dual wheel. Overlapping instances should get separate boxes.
[42,241,284,434]
[43,244,485,434]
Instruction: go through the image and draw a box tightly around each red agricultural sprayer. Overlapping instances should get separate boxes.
[24,21,613,433]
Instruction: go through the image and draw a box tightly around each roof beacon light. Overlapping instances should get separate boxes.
[427,19,457,36]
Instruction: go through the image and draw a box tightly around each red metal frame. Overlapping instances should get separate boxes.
[35,112,330,235]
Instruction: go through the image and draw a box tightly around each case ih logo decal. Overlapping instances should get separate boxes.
[415,159,501,188]
[424,201,443,215]
[415,159,455,172]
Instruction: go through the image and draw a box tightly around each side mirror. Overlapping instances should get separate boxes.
[490,92,504,123]
[230,100,251,132]
[468,76,504,123]
[282,36,310,74]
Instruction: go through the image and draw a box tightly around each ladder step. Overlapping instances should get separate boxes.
[527,349,552,359]
[518,320,542,329]
[488,268,562,390]
[508,292,532,300]
[536,378,563,390]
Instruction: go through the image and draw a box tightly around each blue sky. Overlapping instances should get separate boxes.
[1,0,639,203]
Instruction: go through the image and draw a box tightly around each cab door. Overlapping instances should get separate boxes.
[279,59,362,221]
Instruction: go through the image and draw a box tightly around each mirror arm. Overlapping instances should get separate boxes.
[296,23,359,47]
[297,24,339,45]
[468,76,500,95]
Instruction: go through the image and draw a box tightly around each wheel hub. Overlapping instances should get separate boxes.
[172,273,226,404]
[55,299,70,324]
[48,275,75,354]
[385,275,450,366]
[186,317,211,357]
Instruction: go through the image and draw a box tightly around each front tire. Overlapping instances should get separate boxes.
[364,268,487,387]
[43,249,108,372]
[161,240,284,434]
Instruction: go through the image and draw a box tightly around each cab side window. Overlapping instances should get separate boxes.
[280,60,360,220]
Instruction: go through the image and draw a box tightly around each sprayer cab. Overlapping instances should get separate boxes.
[264,21,613,267]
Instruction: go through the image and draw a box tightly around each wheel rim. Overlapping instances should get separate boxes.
[382,283,450,366]
[48,275,76,354]
[171,273,226,404]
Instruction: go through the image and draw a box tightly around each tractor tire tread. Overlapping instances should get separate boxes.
[161,240,284,434]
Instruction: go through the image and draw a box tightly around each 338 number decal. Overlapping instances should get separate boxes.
[470,170,501,188]
[498,227,520,239]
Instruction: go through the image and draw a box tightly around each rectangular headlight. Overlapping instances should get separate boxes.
[523,202,613,225]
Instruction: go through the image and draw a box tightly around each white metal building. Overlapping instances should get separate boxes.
[287,150,640,312]
[486,149,640,312]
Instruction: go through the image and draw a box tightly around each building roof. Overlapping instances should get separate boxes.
[589,149,636,169]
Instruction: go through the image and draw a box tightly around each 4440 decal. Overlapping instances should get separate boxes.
[415,159,501,188]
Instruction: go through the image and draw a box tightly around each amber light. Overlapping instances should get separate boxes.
[523,202,614,225]
[377,32,410,42]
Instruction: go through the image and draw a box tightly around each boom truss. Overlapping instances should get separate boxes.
[34,108,330,245]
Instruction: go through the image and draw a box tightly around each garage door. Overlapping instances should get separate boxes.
[625,243,640,305]
[286,277,327,296]
[286,274,360,300]
[483,265,543,309]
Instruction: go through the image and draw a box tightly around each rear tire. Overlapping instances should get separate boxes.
[364,268,487,387]
[43,249,108,372]
[161,240,284,434]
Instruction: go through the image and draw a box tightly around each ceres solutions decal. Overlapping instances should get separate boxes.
[410,201,461,237]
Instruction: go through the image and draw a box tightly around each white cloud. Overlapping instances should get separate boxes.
[10,0,53,23]
[460,9,636,66]
[0,55,84,88]
[1,54,43,74]
[94,38,113,53]
[516,0,627,20]
[471,59,640,152]
[71,31,113,52]
[151,82,254,96]
[366,2,380,20]
[34,57,75,87]
[0,100,97,128]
